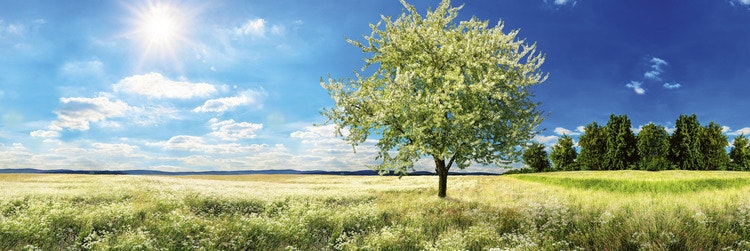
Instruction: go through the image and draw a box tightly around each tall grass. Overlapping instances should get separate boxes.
[2,172,750,250]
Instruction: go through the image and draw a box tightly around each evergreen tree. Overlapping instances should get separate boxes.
[700,122,729,170]
[523,143,551,172]
[636,123,670,171]
[577,122,606,170]
[550,134,577,171]
[730,134,750,171]
[669,114,703,170]
[603,114,638,170]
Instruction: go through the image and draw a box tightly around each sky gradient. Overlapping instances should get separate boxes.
[1,0,750,172]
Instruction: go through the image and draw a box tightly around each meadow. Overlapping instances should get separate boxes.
[3,171,750,250]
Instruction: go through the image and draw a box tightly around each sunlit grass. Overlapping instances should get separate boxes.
[3,171,750,250]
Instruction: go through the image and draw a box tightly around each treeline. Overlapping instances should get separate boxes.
[521,114,750,172]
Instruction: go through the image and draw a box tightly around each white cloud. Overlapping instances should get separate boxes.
[576,126,586,133]
[553,127,581,136]
[235,18,266,37]
[545,0,578,6]
[113,73,217,99]
[644,57,668,81]
[291,124,346,140]
[626,81,646,95]
[193,90,265,113]
[208,118,263,141]
[152,135,268,154]
[30,130,60,138]
[532,135,558,145]
[91,143,139,155]
[727,127,750,136]
[60,59,104,77]
[644,71,661,81]
[50,97,133,131]
[731,0,750,6]
[663,82,682,89]
[650,57,667,70]
[0,20,24,37]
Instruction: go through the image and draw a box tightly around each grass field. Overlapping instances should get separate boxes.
[3,171,750,250]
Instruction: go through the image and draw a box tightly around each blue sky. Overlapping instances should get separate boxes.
[1,0,750,172]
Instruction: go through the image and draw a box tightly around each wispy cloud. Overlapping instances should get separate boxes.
[235,18,266,37]
[644,57,668,81]
[731,0,750,7]
[544,0,578,7]
[626,81,646,95]
[663,82,682,89]
[627,57,682,94]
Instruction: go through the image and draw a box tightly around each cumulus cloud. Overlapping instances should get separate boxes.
[532,135,559,145]
[193,90,265,113]
[50,97,133,131]
[731,0,750,7]
[553,127,581,136]
[626,81,646,95]
[30,130,60,138]
[663,82,682,89]
[208,118,263,141]
[113,73,217,99]
[291,124,345,139]
[153,135,268,154]
[727,127,750,136]
[235,18,266,37]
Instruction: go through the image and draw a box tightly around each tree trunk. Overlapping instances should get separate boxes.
[435,157,449,198]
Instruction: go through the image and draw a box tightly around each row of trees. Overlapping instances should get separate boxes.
[522,114,750,172]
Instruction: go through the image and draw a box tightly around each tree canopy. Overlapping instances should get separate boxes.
[550,134,576,171]
[321,0,547,197]
[522,142,551,172]
[700,122,729,170]
[577,122,606,170]
[730,134,750,171]
[538,114,732,172]
[636,123,670,171]
[603,114,638,170]
[669,114,703,170]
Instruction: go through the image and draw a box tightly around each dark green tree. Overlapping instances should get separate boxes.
[700,122,729,170]
[636,123,670,171]
[550,134,577,171]
[523,143,551,172]
[669,114,703,170]
[730,134,750,171]
[604,114,638,170]
[577,122,607,170]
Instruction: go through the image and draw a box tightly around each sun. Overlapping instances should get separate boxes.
[127,1,193,69]
[142,6,179,46]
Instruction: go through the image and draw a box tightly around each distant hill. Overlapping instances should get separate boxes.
[0,168,500,176]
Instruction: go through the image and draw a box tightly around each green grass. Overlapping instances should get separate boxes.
[2,171,750,250]
[515,170,750,193]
